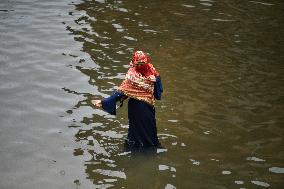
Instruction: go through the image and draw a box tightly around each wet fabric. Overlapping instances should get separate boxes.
[102,95,161,148]
[101,91,126,115]
[125,98,160,148]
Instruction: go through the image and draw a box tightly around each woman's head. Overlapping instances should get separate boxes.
[130,51,150,66]
[130,51,158,77]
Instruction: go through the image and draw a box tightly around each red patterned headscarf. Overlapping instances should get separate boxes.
[118,51,159,105]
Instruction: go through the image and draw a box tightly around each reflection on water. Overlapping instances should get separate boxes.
[64,0,284,188]
[0,0,283,188]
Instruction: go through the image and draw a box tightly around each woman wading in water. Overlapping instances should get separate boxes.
[92,51,163,150]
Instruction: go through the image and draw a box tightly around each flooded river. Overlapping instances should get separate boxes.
[0,0,283,188]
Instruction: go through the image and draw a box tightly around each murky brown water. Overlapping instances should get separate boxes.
[0,0,283,188]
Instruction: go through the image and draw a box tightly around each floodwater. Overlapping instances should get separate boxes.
[0,0,283,188]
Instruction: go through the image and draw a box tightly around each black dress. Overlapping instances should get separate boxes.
[101,76,163,149]
[126,98,160,148]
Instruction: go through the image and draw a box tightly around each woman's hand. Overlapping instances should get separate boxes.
[147,75,156,82]
[91,99,102,107]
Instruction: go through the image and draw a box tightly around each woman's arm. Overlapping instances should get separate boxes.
[92,91,127,115]
[154,75,163,100]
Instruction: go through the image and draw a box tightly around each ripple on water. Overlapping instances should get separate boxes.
[251,180,270,188]
[91,138,110,157]
[246,156,266,162]
[143,29,158,34]
[94,169,126,179]
[159,164,169,171]
[158,133,177,139]
[189,159,200,166]
[249,1,274,6]
[199,0,214,7]
[112,23,124,32]
[269,167,284,174]
[117,8,128,13]
[165,184,176,189]
[182,4,195,8]
[157,148,168,154]
[104,178,117,183]
[94,130,124,139]
[117,151,131,156]
[212,18,236,22]
[0,81,20,90]
[123,36,137,41]
[234,180,244,185]
[221,170,231,175]
[168,119,178,123]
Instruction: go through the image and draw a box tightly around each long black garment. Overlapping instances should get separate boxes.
[101,94,160,148]
[125,98,160,148]
[100,76,163,149]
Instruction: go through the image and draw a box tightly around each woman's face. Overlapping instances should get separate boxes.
[134,62,149,76]
[134,63,146,72]
[134,61,145,68]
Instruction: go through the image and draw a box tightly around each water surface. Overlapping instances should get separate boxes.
[0,0,283,188]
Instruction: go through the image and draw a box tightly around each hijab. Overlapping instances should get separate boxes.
[118,51,159,105]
